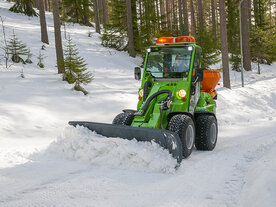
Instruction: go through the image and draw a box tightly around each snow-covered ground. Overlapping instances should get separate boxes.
[0,1,276,206]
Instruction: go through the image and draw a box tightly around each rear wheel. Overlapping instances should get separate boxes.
[167,114,195,158]
[195,115,218,150]
[112,112,134,126]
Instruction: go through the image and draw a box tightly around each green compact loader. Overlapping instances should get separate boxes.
[69,36,221,163]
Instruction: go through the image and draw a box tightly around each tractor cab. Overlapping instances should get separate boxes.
[136,36,202,81]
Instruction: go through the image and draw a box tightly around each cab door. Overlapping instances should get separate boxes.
[189,48,202,114]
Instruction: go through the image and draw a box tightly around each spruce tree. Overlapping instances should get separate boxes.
[7,33,29,64]
[250,27,276,71]
[25,49,33,64]
[101,0,128,51]
[37,51,46,68]
[60,0,93,26]
[196,0,220,69]
[226,0,241,71]
[102,0,142,53]
[9,0,37,17]
[62,37,93,95]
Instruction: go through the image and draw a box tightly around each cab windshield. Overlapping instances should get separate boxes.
[145,47,193,78]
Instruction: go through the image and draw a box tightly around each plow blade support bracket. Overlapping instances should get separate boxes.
[68,121,183,163]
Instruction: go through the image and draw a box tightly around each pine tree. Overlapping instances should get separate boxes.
[253,0,270,29]
[7,33,29,63]
[101,0,128,51]
[60,0,93,26]
[9,0,38,17]
[251,0,276,69]
[196,0,220,69]
[226,0,241,71]
[25,49,33,64]
[62,37,93,95]
[250,27,276,71]
[126,0,136,57]
[37,51,46,68]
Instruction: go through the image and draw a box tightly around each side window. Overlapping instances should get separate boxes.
[194,48,201,70]
[192,48,201,81]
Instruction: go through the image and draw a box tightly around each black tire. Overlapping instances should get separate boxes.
[167,114,195,158]
[112,112,134,126]
[195,115,218,150]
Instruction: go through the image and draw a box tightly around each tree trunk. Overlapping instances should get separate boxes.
[44,0,48,11]
[172,0,178,33]
[83,0,90,26]
[102,0,108,24]
[183,0,189,35]
[216,0,220,38]
[52,0,64,73]
[160,0,165,29]
[178,0,183,32]
[211,0,217,39]
[166,0,171,30]
[34,0,39,9]
[155,0,161,31]
[197,0,204,30]
[253,0,260,28]
[126,0,136,57]
[98,0,103,23]
[94,0,101,34]
[248,0,251,28]
[190,0,196,34]
[219,0,231,89]
[241,0,251,71]
[39,0,49,44]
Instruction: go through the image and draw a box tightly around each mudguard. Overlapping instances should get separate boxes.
[68,121,183,163]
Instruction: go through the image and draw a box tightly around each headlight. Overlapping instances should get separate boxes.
[178,89,187,98]
[139,89,144,98]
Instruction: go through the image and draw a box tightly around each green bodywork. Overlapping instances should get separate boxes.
[131,42,216,129]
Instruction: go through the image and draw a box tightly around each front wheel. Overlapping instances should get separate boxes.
[167,114,195,158]
[112,112,134,126]
[195,115,218,150]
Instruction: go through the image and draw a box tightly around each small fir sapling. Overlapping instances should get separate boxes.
[20,67,25,78]
[7,32,29,64]
[20,70,25,78]
[87,31,92,37]
[0,15,9,69]
[60,37,93,95]
[25,49,33,64]
[41,44,46,50]
[37,51,46,68]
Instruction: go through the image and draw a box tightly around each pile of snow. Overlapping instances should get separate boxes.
[47,125,177,173]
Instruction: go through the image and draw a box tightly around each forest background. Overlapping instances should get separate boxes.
[4,0,276,89]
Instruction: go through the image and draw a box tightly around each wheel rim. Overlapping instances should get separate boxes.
[186,125,194,150]
[210,123,217,145]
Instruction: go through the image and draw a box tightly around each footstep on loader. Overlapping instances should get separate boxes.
[69,36,221,164]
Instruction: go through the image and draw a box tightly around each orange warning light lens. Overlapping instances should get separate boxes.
[156,37,174,44]
[175,36,196,43]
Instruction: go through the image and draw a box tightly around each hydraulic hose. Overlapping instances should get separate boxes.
[136,89,172,116]
[143,81,152,101]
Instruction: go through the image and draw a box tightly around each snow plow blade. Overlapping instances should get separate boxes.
[68,121,183,163]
